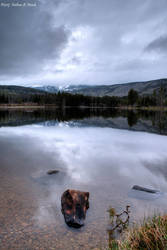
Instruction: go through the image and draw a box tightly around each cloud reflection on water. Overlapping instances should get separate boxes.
[0,124,167,227]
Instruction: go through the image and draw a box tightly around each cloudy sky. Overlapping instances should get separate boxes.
[0,0,167,86]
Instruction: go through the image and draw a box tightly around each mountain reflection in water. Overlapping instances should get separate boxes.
[0,108,167,135]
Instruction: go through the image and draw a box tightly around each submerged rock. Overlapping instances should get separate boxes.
[47,170,59,175]
[61,189,89,228]
[129,185,163,200]
[31,170,66,186]
[132,185,160,194]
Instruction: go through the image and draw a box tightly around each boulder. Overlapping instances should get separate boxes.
[61,189,89,228]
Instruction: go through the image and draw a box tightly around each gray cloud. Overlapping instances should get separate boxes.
[0,0,167,85]
[0,0,70,77]
[145,35,167,53]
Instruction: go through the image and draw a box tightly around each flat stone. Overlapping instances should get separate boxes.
[132,185,160,193]
[128,185,163,200]
[47,170,59,175]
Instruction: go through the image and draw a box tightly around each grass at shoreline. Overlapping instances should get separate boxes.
[108,215,167,250]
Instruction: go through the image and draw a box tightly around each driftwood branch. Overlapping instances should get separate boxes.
[107,205,131,248]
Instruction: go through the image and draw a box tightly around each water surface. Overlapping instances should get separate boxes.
[0,108,167,249]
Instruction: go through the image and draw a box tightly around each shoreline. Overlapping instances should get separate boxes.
[111,214,167,249]
[0,104,167,111]
[0,105,56,109]
[114,106,167,111]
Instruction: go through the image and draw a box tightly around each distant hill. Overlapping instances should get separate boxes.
[0,78,167,98]
[35,78,167,97]
[0,85,45,95]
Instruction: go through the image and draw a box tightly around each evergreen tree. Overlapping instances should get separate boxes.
[128,89,139,106]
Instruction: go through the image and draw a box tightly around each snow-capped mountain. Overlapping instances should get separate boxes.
[34,85,90,94]
[33,78,167,97]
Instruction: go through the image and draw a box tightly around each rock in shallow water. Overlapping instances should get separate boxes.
[61,189,89,228]
[47,170,59,175]
[132,185,160,193]
[129,185,163,200]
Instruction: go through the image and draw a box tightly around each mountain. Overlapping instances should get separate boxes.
[0,85,45,95]
[35,85,60,93]
[34,85,89,93]
[1,78,167,98]
[34,78,167,97]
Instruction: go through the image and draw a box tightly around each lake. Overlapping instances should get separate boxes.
[0,108,167,249]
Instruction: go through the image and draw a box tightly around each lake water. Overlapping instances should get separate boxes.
[0,108,167,249]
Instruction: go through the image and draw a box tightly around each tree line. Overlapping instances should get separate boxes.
[0,86,167,107]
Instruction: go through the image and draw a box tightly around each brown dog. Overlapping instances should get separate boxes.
[61,189,89,228]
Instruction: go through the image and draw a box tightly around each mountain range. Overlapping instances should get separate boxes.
[34,78,167,97]
[0,78,167,97]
